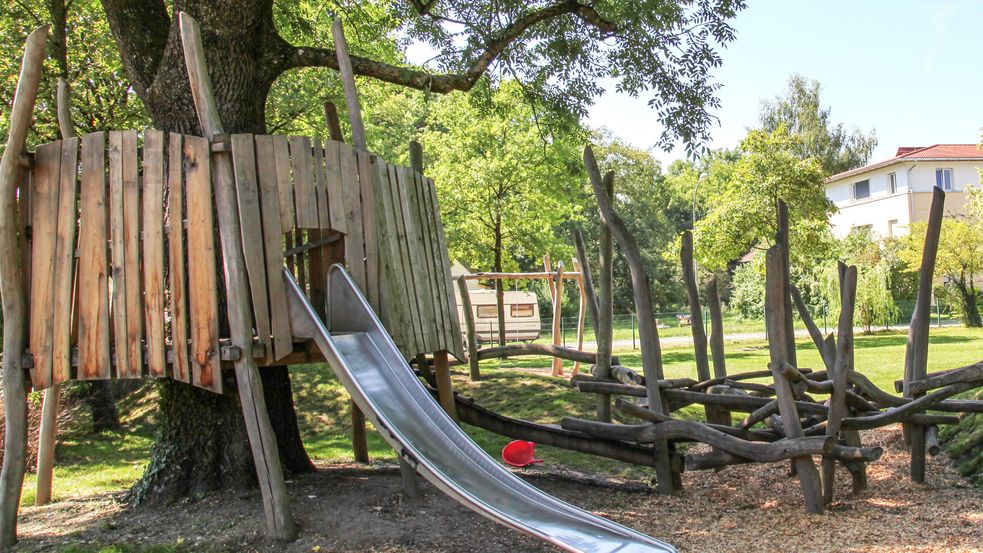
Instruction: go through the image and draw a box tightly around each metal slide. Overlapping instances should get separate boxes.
[284,265,675,553]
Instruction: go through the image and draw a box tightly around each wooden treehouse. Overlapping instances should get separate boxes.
[0,17,464,545]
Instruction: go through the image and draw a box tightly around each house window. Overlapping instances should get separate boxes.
[888,219,898,238]
[935,168,954,191]
[476,305,497,318]
[853,179,870,200]
[511,304,535,318]
[888,172,897,194]
[850,224,873,235]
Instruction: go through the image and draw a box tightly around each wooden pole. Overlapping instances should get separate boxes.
[457,276,481,380]
[905,186,945,483]
[324,87,370,468]
[571,258,587,375]
[0,25,47,548]
[433,350,458,420]
[594,177,615,423]
[776,201,797,367]
[585,147,675,494]
[765,244,823,513]
[35,77,78,508]
[332,20,367,151]
[179,13,296,541]
[550,261,565,376]
[680,231,710,384]
[822,264,856,504]
[706,275,726,379]
[571,228,600,337]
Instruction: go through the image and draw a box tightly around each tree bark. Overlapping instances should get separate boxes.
[493,213,507,347]
[101,0,312,503]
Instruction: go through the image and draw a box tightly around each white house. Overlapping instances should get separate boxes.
[825,144,982,239]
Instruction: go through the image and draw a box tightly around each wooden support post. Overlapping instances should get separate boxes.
[323,98,369,466]
[457,276,481,380]
[585,147,675,494]
[0,25,48,549]
[594,178,615,423]
[433,350,458,421]
[680,230,713,427]
[35,77,77,508]
[904,187,945,483]
[179,13,296,541]
[705,274,730,426]
[776,201,797,367]
[822,264,856,505]
[550,261,565,376]
[765,244,823,513]
[571,258,587,375]
[571,228,600,337]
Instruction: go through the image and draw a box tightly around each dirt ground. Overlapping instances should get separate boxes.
[12,425,983,553]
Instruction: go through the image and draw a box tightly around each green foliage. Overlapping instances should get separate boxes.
[900,219,983,326]
[395,0,746,153]
[422,81,584,275]
[729,257,765,319]
[1,0,148,146]
[758,74,876,177]
[693,127,835,270]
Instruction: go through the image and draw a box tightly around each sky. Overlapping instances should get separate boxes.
[584,0,983,167]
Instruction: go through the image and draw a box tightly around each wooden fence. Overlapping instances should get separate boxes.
[22,129,462,393]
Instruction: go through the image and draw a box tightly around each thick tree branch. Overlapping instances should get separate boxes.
[290,0,617,94]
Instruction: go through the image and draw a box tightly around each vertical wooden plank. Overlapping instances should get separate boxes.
[312,138,329,229]
[142,130,167,377]
[339,143,366,289]
[388,164,424,355]
[271,135,295,233]
[373,161,411,352]
[255,135,292,361]
[397,166,436,352]
[288,136,318,228]
[77,132,111,380]
[184,135,222,392]
[418,173,452,351]
[120,130,142,377]
[308,141,327,319]
[410,170,445,349]
[51,138,79,384]
[425,176,465,361]
[167,133,191,383]
[323,140,347,233]
[108,132,130,378]
[29,141,62,389]
[231,134,272,364]
[356,151,379,309]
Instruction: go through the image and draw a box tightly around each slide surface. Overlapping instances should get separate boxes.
[284,265,676,553]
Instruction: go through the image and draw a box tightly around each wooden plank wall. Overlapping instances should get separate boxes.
[26,130,463,389]
[28,131,224,392]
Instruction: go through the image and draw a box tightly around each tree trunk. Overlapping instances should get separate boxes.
[102,0,313,503]
[494,214,507,347]
[956,277,982,327]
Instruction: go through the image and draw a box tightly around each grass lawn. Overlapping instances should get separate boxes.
[26,326,983,507]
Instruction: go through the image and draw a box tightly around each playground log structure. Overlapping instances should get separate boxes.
[555,145,983,512]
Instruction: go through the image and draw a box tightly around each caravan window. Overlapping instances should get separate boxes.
[476,305,497,318]
[511,304,535,318]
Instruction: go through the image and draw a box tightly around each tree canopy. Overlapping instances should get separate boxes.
[758,74,877,177]
[692,127,835,270]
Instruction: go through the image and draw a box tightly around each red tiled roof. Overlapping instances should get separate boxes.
[827,144,983,182]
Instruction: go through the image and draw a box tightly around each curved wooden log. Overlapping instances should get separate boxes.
[560,417,836,464]
[774,362,834,394]
[576,379,696,398]
[0,25,48,549]
[680,231,710,383]
[926,425,941,456]
[663,388,829,416]
[824,263,857,504]
[723,379,775,397]
[691,368,812,392]
[741,399,778,430]
[451,393,660,467]
[615,398,781,442]
[840,381,978,431]
[473,343,616,365]
[908,361,983,395]
[585,146,675,493]
[610,365,644,386]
